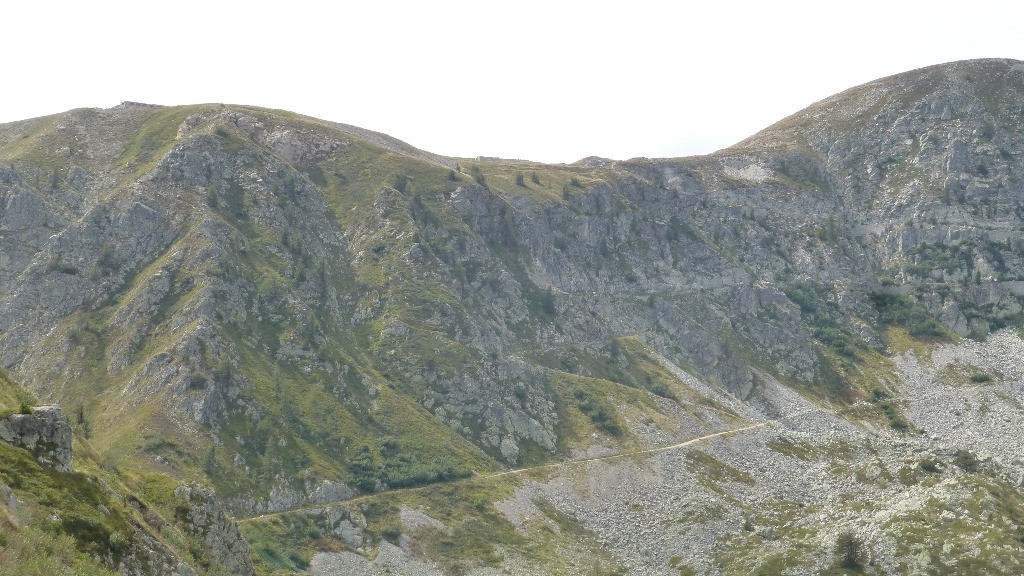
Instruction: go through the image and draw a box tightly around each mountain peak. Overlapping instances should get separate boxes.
[735,57,1024,153]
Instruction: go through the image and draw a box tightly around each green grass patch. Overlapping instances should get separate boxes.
[118,105,211,173]
[684,449,755,489]
[766,437,819,461]
[0,525,119,576]
[572,387,622,436]
[0,443,136,567]
[878,400,911,430]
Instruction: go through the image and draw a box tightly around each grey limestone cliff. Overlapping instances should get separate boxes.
[0,404,72,472]
[174,483,256,576]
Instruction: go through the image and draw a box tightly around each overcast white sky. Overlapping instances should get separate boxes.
[4,1,1022,163]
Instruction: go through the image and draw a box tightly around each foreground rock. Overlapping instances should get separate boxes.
[0,404,72,472]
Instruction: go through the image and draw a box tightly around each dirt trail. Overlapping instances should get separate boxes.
[237,420,775,524]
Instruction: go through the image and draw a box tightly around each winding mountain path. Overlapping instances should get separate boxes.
[237,419,774,523]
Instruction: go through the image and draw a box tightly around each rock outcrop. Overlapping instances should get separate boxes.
[174,483,256,576]
[0,405,72,472]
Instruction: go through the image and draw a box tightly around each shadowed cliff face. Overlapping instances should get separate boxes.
[0,60,1022,521]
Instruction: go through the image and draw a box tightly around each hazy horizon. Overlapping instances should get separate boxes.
[5,1,1022,163]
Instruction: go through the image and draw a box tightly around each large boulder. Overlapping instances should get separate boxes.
[0,405,72,472]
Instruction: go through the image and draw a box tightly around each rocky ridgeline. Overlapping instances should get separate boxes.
[4,61,1023,464]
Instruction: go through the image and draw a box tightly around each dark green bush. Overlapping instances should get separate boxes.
[782,283,818,314]
[203,446,217,476]
[288,553,310,569]
[527,287,556,318]
[345,440,471,491]
[651,381,678,400]
[878,400,909,430]
[470,166,487,187]
[953,450,980,473]
[347,445,379,492]
[95,244,115,271]
[573,388,620,436]
[382,454,470,488]
[869,293,945,338]
[814,326,856,357]
[834,531,864,568]
[61,513,112,549]
[391,174,410,193]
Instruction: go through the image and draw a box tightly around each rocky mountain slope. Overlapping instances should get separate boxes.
[1,58,1024,574]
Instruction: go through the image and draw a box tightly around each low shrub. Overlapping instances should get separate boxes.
[953,449,980,473]
[869,293,945,338]
[572,388,620,436]
[834,530,865,569]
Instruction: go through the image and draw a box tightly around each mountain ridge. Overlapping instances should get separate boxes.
[1,57,1024,575]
